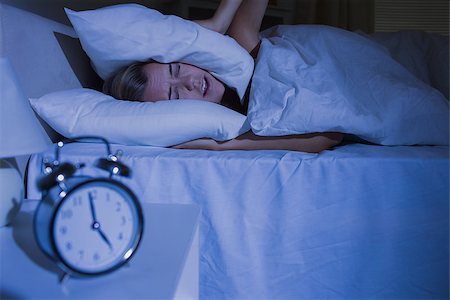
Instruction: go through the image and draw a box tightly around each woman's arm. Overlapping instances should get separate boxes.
[189,1,342,153]
[194,0,268,52]
[226,0,268,52]
[172,132,343,153]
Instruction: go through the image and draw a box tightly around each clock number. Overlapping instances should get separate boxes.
[118,232,124,241]
[72,196,82,206]
[66,242,72,251]
[93,252,100,261]
[59,226,68,235]
[115,202,121,212]
[78,250,85,259]
[121,216,127,226]
[61,209,73,219]
[89,189,98,199]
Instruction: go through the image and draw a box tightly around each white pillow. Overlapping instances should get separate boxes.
[29,89,250,147]
[65,4,254,99]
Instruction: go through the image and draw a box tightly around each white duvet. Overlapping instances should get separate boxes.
[247,25,449,145]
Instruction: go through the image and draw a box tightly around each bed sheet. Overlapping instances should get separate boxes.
[27,144,449,299]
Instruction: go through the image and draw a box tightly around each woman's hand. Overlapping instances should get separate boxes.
[193,0,243,34]
[193,19,224,33]
[194,0,268,52]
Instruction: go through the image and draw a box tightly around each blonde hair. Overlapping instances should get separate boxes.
[102,61,149,101]
[103,60,246,114]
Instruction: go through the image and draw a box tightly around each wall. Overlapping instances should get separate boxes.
[0,0,181,25]
[375,0,449,35]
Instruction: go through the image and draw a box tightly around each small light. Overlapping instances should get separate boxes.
[59,191,66,198]
[124,249,133,260]
[57,174,65,182]
[112,167,120,174]
[57,141,64,147]
[110,155,118,162]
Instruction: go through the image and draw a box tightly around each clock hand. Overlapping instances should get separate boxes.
[88,192,113,250]
[88,192,98,223]
[94,224,113,250]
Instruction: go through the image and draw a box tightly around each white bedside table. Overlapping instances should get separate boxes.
[0,200,200,299]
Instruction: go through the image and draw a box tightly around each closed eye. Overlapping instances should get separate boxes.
[169,64,180,100]
[168,64,174,100]
[174,64,180,99]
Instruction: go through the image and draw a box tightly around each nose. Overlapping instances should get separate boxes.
[177,74,199,91]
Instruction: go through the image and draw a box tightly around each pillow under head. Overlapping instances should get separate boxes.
[29,88,250,147]
[65,4,254,100]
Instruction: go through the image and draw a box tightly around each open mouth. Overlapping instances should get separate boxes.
[202,77,208,97]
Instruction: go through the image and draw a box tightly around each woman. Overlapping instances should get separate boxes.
[103,0,343,152]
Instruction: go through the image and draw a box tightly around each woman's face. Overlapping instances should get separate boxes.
[141,62,225,103]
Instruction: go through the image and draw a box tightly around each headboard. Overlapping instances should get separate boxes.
[0,3,101,142]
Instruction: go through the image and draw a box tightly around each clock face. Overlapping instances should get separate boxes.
[51,179,143,275]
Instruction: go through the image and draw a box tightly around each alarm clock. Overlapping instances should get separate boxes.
[34,136,143,277]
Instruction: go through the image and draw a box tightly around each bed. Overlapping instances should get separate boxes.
[2,2,449,299]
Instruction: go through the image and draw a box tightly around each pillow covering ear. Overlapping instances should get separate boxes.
[29,89,250,147]
[65,4,254,99]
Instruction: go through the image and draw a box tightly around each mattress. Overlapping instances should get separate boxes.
[27,143,450,299]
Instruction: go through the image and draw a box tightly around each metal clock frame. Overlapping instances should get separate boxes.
[48,178,144,277]
[33,136,144,278]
